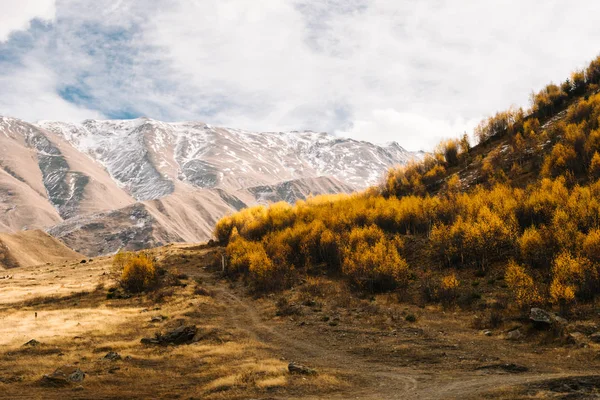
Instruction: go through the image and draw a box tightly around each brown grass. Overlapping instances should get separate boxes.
[1,244,599,399]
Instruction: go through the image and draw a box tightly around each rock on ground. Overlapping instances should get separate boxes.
[141,325,198,345]
[40,365,85,387]
[288,362,317,375]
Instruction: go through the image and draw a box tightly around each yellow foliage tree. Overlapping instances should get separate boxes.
[583,229,600,263]
[505,261,543,309]
[121,253,156,293]
[342,226,408,291]
[549,252,595,310]
[438,273,460,304]
[590,152,600,179]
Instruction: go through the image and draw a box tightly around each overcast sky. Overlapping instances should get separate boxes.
[1,1,600,151]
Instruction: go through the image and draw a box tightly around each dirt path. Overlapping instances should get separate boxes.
[219,289,419,399]
[186,265,586,400]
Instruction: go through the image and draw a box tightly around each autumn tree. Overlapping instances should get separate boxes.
[505,261,543,310]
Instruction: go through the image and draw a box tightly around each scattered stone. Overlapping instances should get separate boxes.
[141,325,198,345]
[102,352,122,361]
[108,367,120,374]
[506,329,523,341]
[73,385,85,392]
[288,362,317,376]
[23,339,41,347]
[40,365,85,387]
[483,330,493,337]
[80,260,86,264]
[150,315,167,323]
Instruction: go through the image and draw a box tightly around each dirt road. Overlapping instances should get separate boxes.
[182,256,593,400]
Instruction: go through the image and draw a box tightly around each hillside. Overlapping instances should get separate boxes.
[0,230,82,269]
[214,55,600,316]
[0,117,421,255]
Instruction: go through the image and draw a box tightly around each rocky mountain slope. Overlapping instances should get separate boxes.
[0,116,421,255]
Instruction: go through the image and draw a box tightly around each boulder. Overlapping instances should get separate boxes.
[141,325,197,345]
[530,308,553,324]
[530,308,567,326]
[288,362,317,375]
[40,365,85,387]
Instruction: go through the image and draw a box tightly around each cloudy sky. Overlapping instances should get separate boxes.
[1,1,600,150]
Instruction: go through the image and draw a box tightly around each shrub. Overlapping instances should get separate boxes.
[342,226,409,291]
[438,273,460,305]
[583,229,600,262]
[430,207,516,270]
[505,261,543,310]
[551,251,599,304]
[121,253,156,293]
[227,235,292,292]
[550,252,582,310]
[590,152,600,179]
[226,235,263,275]
[439,139,459,167]
[518,227,547,268]
[247,246,287,292]
[549,280,575,313]
[541,143,578,177]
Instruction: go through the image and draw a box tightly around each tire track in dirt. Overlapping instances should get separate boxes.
[216,289,420,399]
[192,266,591,399]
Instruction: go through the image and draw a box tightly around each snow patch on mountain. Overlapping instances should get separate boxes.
[39,118,421,199]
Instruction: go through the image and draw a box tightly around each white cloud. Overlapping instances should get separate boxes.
[2,1,600,150]
[338,109,478,151]
[0,0,56,42]
[0,60,104,122]
[138,0,600,150]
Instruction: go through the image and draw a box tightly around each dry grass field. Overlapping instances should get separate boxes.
[0,244,599,399]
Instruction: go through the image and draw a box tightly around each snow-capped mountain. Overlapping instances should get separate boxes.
[0,116,422,255]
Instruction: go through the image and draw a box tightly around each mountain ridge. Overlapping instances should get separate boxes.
[0,116,422,255]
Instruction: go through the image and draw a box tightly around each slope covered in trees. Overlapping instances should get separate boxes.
[215,55,600,314]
